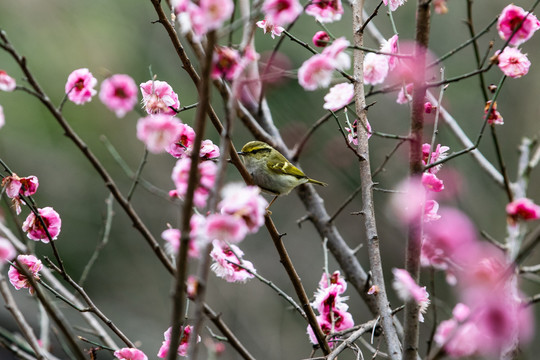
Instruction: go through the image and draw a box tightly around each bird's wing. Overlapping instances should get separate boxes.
[267,153,307,179]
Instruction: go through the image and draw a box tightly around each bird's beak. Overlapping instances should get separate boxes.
[237,151,245,156]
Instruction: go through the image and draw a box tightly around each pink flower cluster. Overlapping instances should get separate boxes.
[161,216,205,259]
[307,271,354,345]
[392,268,430,322]
[364,34,399,85]
[421,143,447,194]
[114,348,148,360]
[157,325,200,358]
[0,237,16,268]
[298,37,351,90]
[383,0,406,11]
[22,207,62,243]
[323,82,354,111]
[8,254,42,294]
[2,174,39,214]
[506,197,540,223]
[496,47,531,78]
[0,70,16,92]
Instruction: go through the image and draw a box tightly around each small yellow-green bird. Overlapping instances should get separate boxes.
[238,141,327,207]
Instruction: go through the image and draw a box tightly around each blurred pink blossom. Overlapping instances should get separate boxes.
[198,139,220,159]
[8,254,42,294]
[205,213,248,243]
[422,143,449,174]
[396,83,413,104]
[262,0,302,27]
[0,237,16,267]
[136,114,182,154]
[22,207,62,242]
[364,52,389,85]
[392,268,430,322]
[114,348,148,360]
[212,47,242,81]
[99,74,138,118]
[210,240,256,282]
[298,54,334,90]
[65,68,97,105]
[140,80,180,115]
[433,0,448,14]
[496,47,531,78]
[0,70,16,92]
[219,183,267,233]
[497,4,540,46]
[322,37,351,71]
[323,82,354,111]
[422,172,444,192]
[171,158,217,208]
[380,34,399,70]
[305,0,343,23]
[506,197,540,221]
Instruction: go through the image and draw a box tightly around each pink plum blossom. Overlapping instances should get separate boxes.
[262,0,303,27]
[167,123,196,158]
[392,268,430,322]
[397,83,413,104]
[205,213,248,243]
[186,275,198,299]
[157,326,199,358]
[506,197,540,221]
[298,54,335,90]
[484,100,504,125]
[389,176,427,224]
[422,207,477,272]
[171,158,217,208]
[318,270,347,294]
[65,68,97,105]
[99,74,138,118]
[383,0,407,12]
[422,172,444,192]
[8,254,42,294]
[497,4,540,46]
[363,52,389,85]
[0,105,4,129]
[140,80,180,115]
[380,34,399,70]
[424,102,434,113]
[305,0,344,23]
[199,139,220,159]
[218,183,268,233]
[256,20,284,39]
[0,70,16,92]
[210,240,256,282]
[0,237,16,267]
[199,0,234,32]
[434,318,480,357]
[2,174,39,198]
[136,114,182,154]
[312,31,330,47]
[212,47,242,81]
[422,143,449,174]
[496,47,531,78]
[323,82,354,111]
[22,207,62,242]
[114,348,148,360]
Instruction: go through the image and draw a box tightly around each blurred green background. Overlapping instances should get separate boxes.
[1,0,540,359]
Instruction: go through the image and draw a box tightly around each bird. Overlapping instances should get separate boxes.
[237,141,328,209]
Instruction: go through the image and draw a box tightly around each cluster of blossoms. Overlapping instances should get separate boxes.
[64,68,139,118]
[172,0,234,40]
[162,183,267,283]
[494,5,539,79]
[8,254,43,295]
[307,271,354,346]
[2,173,38,214]
[114,348,148,360]
[424,211,534,357]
